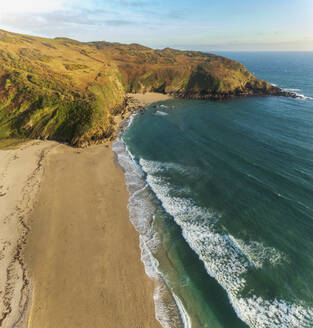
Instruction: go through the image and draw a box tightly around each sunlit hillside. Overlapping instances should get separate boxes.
[0,29,283,146]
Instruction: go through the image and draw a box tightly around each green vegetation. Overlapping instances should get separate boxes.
[0,138,30,150]
[64,63,89,71]
[0,29,283,146]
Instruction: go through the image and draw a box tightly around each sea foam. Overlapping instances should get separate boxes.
[155,110,168,116]
[113,114,313,328]
[112,124,184,328]
[139,158,313,328]
[173,293,192,328]
[282,88,313,100]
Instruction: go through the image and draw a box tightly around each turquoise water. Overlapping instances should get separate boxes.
[113,52,313,328]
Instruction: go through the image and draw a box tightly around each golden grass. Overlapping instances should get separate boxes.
[0,138,30,150]
[0,29,275,146]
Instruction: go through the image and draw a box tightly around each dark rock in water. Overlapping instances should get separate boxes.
[171,84,298,101]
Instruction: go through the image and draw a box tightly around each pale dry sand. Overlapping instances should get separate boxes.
[0,92,173,328]
[0,140,58,328]
[127,92,173,106]
[24,143,161,328]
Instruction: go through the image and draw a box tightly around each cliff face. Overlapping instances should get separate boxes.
[0,30,287,146]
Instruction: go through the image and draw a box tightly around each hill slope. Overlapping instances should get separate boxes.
[0,30,287,146]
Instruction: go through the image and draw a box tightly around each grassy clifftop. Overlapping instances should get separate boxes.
[0,30,284,146]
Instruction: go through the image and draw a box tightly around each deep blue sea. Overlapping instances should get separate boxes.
[113,52,313,328]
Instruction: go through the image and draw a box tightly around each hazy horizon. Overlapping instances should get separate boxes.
[0,0,312,51]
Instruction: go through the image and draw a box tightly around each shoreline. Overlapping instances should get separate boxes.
[0,92,173,328]
[112,92,173,138]
[112,93,185,328]
[127,92,173,106]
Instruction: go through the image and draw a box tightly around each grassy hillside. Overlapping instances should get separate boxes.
[0,30,285,146]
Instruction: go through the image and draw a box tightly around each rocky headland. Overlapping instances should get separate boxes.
[0,29,295,147]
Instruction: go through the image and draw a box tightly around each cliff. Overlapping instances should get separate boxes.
[0,30,289,146]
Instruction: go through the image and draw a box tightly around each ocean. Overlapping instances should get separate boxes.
[113,52,313,328]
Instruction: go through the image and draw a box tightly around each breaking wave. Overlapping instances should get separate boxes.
[112,121,184,328]
[139,158,313,328]
[282,88,313,100]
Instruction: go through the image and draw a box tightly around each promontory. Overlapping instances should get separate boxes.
[0,29,289,147]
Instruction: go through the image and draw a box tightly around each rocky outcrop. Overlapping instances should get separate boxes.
[173,82,295,100]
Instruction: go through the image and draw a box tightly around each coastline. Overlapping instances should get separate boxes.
[112,92,173,136]
[0,92,173,328]
[112,93,185,328]
[127,93,173,106]
[1,51,312,328]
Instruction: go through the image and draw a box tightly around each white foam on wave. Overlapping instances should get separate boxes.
[112,133,184,328]
[142,160,201,178]
[173,293,192,328]
[282,88,313,101]
[139,158,313,328]
[270,84,312,100]
[295,94,313,100]
[155,110,168,116]
[229,236,287,269]
[283,88,301,92]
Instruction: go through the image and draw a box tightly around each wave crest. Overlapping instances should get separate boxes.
[139,158,313,328]
[112,134,184,328]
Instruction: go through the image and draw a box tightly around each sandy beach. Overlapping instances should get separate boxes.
[113,92,173,131]
[25,144,160,328]
[0,92,170,328]
[128,92,173,106]
[0,140,58,328]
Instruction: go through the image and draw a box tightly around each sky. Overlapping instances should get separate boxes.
[0,0,312,51]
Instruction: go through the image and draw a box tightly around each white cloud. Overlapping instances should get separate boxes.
[0,0,74,14]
